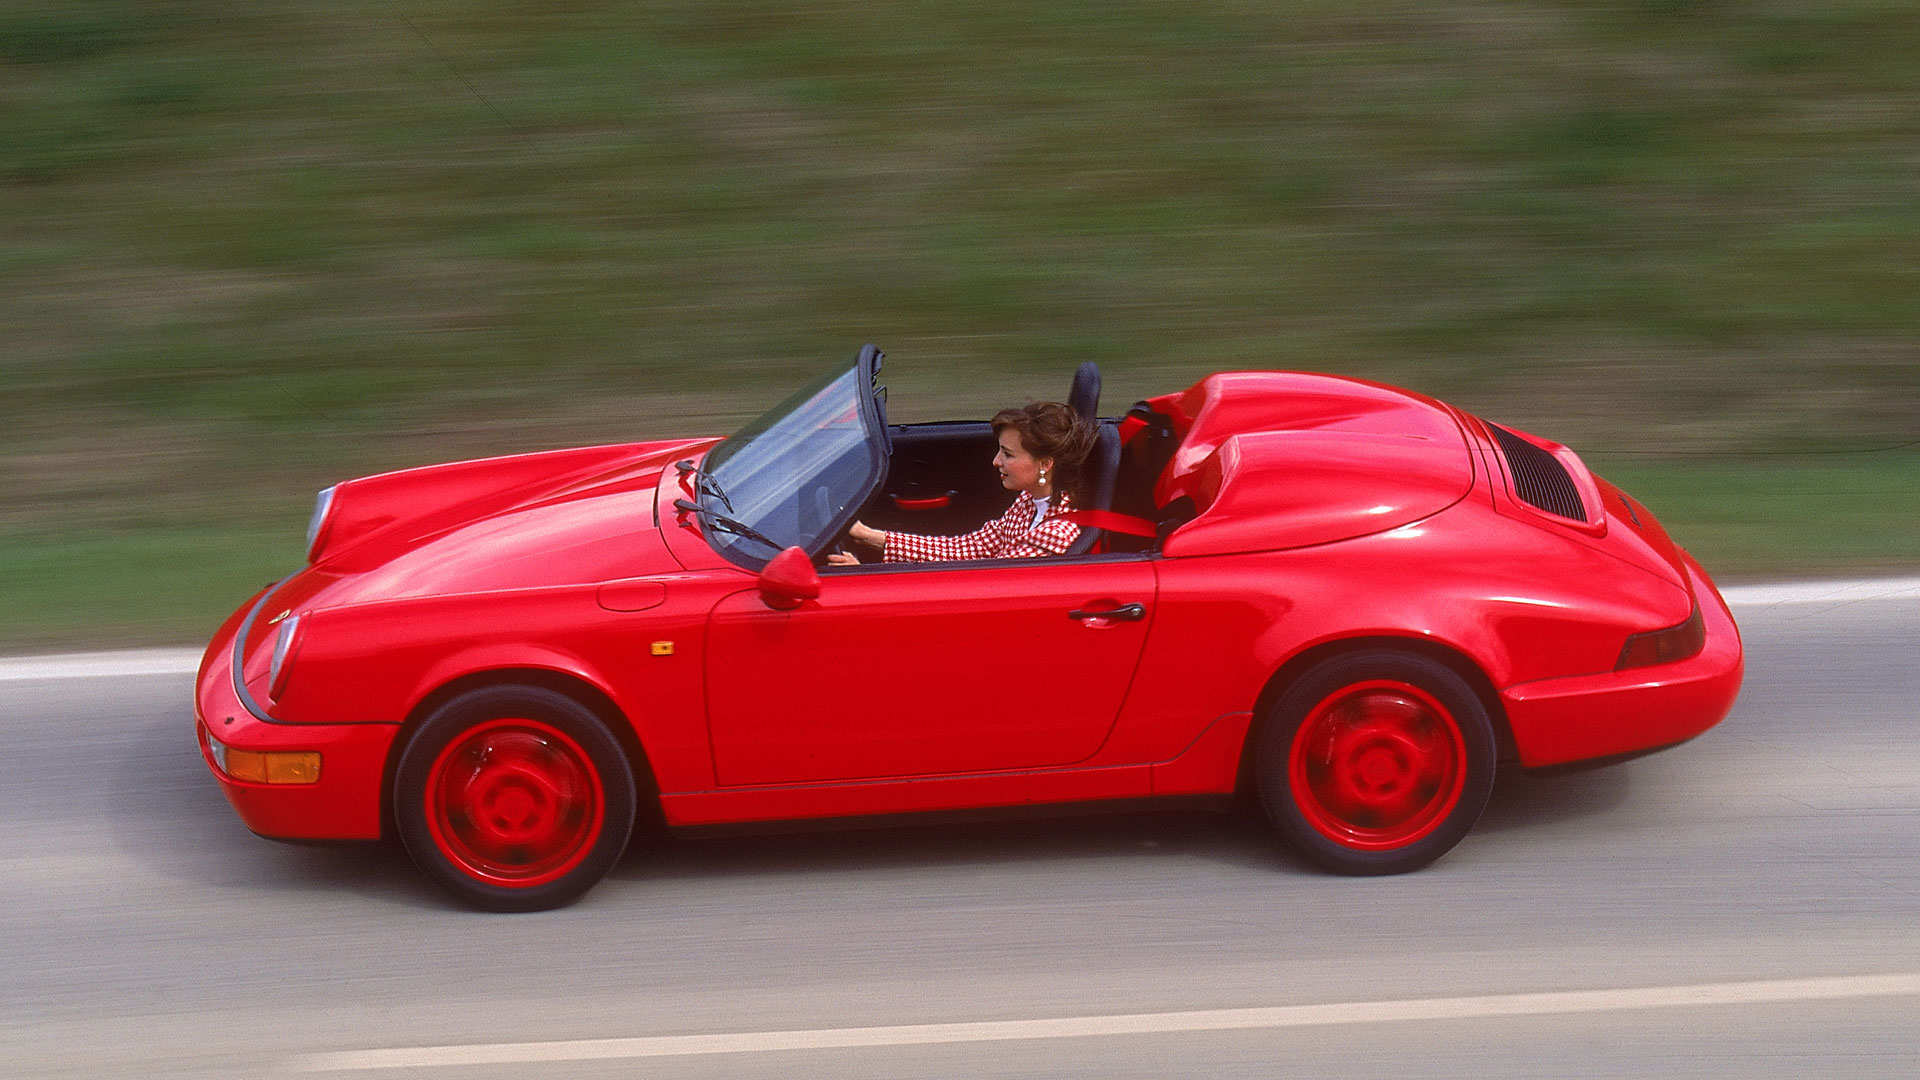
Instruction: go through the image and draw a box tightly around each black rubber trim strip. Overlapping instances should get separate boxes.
[666,794,1237,838]
[230,572,299,725]
[820,551,1156,574]
[223,573,414,728]
[700,345,891,572]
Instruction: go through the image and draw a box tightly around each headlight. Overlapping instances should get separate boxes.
[305,485,337,563]
[269,614,304,701]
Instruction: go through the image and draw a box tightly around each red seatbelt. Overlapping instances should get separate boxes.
[1064,508,1159,538]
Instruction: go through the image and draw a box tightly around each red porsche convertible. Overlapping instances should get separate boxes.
[196,346,1742,910]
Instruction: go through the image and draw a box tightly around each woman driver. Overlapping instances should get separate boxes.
[829,402,1096,564]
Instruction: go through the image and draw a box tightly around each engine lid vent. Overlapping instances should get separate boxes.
[1489,423,1586,522]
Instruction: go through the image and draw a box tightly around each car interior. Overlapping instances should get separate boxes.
[844,363,1193,561]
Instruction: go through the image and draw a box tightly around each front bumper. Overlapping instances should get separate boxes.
[195,598,396,841]
[1501,554,1744,769]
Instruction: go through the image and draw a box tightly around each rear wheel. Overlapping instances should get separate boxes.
[394,686,636,911]
[1257,651,1495,875]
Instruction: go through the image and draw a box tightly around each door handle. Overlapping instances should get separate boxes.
[1068,602,1146,622]
[891,490,955,511]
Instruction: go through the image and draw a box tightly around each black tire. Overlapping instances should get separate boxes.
[394,686,637,911]
[1257,651,1495,875]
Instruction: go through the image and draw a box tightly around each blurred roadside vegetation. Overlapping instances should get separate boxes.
[2,0,1916,649]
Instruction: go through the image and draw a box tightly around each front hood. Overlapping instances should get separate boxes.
[306,437,711,607]
[226,438,717,712]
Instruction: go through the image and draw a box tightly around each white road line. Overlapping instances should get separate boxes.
[0,648,203,682]
[1717,576,1920,607]
[289,972,1920,1072]
[1,576,1915,684]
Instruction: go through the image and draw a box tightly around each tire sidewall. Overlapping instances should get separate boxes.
[395,686,638,911]
[1257,651,1496,875]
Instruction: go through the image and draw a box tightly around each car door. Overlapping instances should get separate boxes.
[704,556,1156,785]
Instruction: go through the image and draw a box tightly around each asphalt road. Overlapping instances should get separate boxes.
[2,586,1917,1078]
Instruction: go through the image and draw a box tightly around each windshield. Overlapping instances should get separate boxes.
[700,348,888,567]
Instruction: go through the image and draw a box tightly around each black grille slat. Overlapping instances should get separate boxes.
[1489,424,1586,522]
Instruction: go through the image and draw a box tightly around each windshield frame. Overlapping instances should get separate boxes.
[696,344,890,570]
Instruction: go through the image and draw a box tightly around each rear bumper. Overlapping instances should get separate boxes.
[1501,555,1743,769]
[195,604,395,841]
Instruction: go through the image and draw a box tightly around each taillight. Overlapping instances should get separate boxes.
[1616,604,1705,670]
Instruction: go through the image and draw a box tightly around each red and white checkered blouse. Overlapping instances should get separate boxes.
[882,491,1081,562]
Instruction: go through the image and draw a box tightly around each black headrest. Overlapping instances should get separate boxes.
[1068,362,1101,421]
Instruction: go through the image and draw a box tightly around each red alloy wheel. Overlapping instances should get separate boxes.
[1287,680,1467,851]
[422,717,607,888]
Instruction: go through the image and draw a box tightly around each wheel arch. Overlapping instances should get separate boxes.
[380,667,663,841]
[1236,634,1515,795]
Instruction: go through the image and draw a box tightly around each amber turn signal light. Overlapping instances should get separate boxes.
[211,736,322,784]
[227,749,321,784]
[1616,604,1705,671]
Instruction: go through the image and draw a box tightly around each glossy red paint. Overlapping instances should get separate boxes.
[310,439,704,572]
[755,546,821,610]
[1148,712,1254,797]
[1151,372,1465,508]
[706,557,1155,785]
[194,653,392,841]
[596,579,666,613]
[196,359,1744,907]
[1501,555,1743,767]
[1160,427,1473,557]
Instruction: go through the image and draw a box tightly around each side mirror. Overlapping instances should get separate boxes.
[757,546,821,610]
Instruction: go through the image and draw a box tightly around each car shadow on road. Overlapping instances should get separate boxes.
[112,702,1634,908]
[107,708,448,910]
[1475,764,1632,834]
[612,802,1290,885]
[611,764,1634,885]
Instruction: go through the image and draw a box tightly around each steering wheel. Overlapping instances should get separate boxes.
[811,485,865,565]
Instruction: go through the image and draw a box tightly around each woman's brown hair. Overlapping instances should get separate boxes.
[991,401,1097,504]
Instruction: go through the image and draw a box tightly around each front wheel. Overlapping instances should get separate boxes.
[394,686,637,911]
[1257,651,1495,875]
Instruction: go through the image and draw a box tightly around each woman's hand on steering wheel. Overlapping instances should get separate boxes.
[826,520,888,566]
[822,520,887,566]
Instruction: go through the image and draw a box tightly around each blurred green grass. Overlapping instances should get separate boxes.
[2,1,1916,649]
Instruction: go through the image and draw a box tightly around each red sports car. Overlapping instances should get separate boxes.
[196,346,1743,910]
